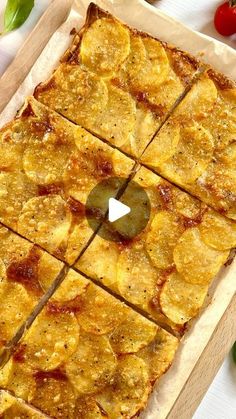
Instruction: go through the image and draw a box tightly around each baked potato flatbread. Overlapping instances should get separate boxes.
[0,269,178,419]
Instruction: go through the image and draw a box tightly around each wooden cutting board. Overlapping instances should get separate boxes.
[0,2,235,418]
[0,0,74,113]
[168,294,236,419]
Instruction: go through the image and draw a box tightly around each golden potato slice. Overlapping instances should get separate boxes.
[160,271,208,324]
[66,332,117,395]
[138,183,163,214]
[130,106,160,157]
[94,84,136,147]
[80,18,130,76]
[77,283,124,335]
[221,87,236,104]
[0,258,6,277]
[130,37,169,91]
[65,222,93,265]
[176,76,218,119]
[0,359,36,401]
[23,142,73,185]
[0,133,24,171]
[0,281,34,342]
[161,122,214,184]
[65,64,109,118]
[52,270,89,302]
[32,373,76,419]
[198,162,236,219]
[0,227,32,264]
[24,310,79,370]
[96,355,150,419]
[37,252,63,292]
[217,142,236,166]
[173,228,228,285]
[133,165,162,188]
[0,360,13,386]
[111,148,135,178]
[199,211,236,250]
[139,329,179,381]
[18,195,72,254]
[1,405,44,418]
[212,110,236,152]
[122,35,146,80]
[75,397,104,419]
[210,163,235,191]
[35,64,108,129]
[146,211,184,269]
[147,67,183,111]
[22,97,82,148]
[63,133,114,203]
[110,310,157,354]
[0,390,46,418]
[0,391,14,414]
[0,172,37,227]
[172,188,203,219]
[142,122,180,166]
[201,88,236,151]
[117,245,158,308]
[77,236,119,288]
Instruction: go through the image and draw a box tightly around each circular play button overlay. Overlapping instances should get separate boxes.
[85,177,151,243]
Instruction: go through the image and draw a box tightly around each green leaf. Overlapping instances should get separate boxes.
[3,0,34,34]
[232,341,236,364]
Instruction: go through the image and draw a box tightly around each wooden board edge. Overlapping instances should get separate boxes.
[167,292,236,419]
[0,0,74,113]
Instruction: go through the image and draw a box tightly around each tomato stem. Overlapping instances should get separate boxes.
[229,0,236,7]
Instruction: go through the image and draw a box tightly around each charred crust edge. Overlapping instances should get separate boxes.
[207,68,236,90]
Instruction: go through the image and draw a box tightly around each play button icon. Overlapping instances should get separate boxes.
[85,177,150,242]
[108,198,131,222]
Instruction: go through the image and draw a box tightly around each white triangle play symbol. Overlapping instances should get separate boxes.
[108,198,131,223]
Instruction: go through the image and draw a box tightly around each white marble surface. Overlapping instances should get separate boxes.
[152,0,236,49]
[0,1,235,418]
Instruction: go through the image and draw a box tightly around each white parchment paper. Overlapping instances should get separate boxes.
[0,1,235,417]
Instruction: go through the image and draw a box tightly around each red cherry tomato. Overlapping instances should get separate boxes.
[214,1,236,36]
